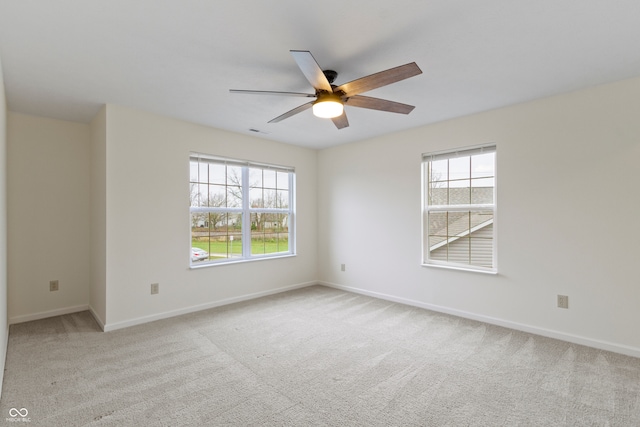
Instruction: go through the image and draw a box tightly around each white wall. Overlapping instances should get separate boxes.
[102,105,317,328]
[0,53,9,399]
[7,113,91,322]
[318,76,640,356]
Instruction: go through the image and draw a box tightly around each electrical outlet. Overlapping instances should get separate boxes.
[341,264,346,272]
[49,280,59,292]
[557,295,569,309]
[151,283,159,295]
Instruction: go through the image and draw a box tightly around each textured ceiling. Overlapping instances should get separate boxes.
[1,1,640,149]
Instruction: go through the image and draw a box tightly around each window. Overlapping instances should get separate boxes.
[189,153,295,266]
[422,145,496,272]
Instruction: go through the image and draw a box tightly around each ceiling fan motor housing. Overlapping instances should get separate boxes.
[323,70,338,84]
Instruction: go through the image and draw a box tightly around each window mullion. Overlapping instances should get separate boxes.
[241,166,251,258]
[467,210,471,264]
[289,171,295,254]
[427,204,494,212]
[250,208,290,214]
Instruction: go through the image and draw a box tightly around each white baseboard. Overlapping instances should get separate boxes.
[103,281,317,332]
[9,304,89,325]
[319,281,640,359]
[88,305,106,331]
[0,324,9,401]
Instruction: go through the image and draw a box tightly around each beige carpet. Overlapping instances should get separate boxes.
[1,285,639,426]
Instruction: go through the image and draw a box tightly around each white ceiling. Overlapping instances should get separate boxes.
[1,1,640,149]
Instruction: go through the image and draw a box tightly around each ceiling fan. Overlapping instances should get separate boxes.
[230,50,422,129]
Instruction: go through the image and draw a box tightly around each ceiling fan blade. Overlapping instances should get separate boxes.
[335,62,422,97]
[331,112,349,129]
[268,101,314,123]
[290,50,333,92]
[229,89,315,98]
[346,95,415,114]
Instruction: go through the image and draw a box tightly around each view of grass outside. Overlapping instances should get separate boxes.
[191,211,290,262]
[192,237,289,260]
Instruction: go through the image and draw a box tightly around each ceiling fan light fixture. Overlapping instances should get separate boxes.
[313,94,344,118]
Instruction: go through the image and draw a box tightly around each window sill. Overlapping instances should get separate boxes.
[190,253,296,269]
[421,262,498,275]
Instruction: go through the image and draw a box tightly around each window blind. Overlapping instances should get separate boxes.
[190,153,295,173]
[422,144,496,162]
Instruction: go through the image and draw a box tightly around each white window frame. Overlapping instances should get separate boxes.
[421,144,497,274]
[189,153,296,267]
